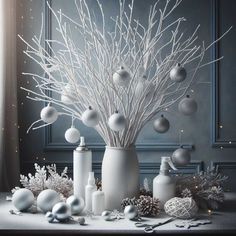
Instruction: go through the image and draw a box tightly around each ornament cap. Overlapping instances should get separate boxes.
[88,106,92,110]
[186,95,190,98]
[177,63,181,67]
[161,114,164,118]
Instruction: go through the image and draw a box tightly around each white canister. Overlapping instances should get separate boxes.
[73,137,92,199]
[92,190,105,215]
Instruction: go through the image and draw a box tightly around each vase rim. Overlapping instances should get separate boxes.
[105,145,136,150]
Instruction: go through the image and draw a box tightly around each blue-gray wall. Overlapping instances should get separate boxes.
[17,0,236,191]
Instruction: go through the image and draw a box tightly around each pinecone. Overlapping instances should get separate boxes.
[181,188,192,198]
[140,188,153,197]
[137,195,160,217]
[121,197,138,209]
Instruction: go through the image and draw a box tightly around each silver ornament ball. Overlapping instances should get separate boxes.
[52,202,71,222]
[45,211,55,223]
[12,188,34,211]
[170,63,187,82]
[77,217,86,225]
[153,115,170,133]
[66,195,85,215]
[64,127,80,143]
[101,210,112,221]
[172,147,191,166]
[113,66,131,87]
[108,111,126,131]
[81,106,100,127]
[40,105,58,124]
[178,95,198,116]
[37,189,61,213]
[124,205,138,220]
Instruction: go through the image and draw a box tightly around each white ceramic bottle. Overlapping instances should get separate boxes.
[85,172,96,211]
[153,156,177,209]
[92,190,105,215]
[73,137,92,199]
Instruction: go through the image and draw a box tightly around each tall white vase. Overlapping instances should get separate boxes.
[102,146,139,210]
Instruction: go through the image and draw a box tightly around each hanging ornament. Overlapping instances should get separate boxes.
[153,114,170,133]
[66,195,85,215]
[64,126,80,143]
[124,205,138,220]
[172,146,191,166]
[170,63,187,82]
[12,188,34,211]
[108,110,126,132]
[178,95,198,116]
[52,202,71,222]
[40,104,58,124]
[37,189,61,213]
[45,211,55,223]
[81,106,100,127]
[113,66,131,87]
[61,84,74,104]
[101,210,112,221]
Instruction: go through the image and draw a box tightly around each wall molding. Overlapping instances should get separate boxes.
[211,161,236,172]
[211,0,236,147]
[42,0,194,152]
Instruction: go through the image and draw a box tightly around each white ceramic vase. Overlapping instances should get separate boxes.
[102,146,139,210]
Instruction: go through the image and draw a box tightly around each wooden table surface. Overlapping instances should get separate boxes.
[0,192,236,235]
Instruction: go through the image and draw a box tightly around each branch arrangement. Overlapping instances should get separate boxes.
[20,0,230,147]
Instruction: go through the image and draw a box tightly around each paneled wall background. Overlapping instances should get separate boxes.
[17,0,236,191]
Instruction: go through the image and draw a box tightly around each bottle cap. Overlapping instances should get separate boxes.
[76,136,88,151]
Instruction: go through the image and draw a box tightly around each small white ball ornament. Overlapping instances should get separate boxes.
[64,127,80,143]
[66,195,85,215]
[52,202,71,222]
[81,106,100,127]
[124,205,138,220]
[12,188,34,211]
[178,95,198,116]
[108,111,126,132]
[37,189,61,213]
[172,146,191,166]
[113,66,131,87]
[153,114,170,133]
[40,105,58,124]
[170,63,187,82]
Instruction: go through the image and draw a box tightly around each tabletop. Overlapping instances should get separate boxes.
[1,192,236,235]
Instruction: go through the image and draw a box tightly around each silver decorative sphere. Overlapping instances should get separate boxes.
[37,189,61,213]
[178,95,198,116]
[113,66,131,87]
[12,188,34,211]
[81,106,100,127]
[52,202,71,222]
[101,210,112,221]
[40,105,58,124]
[153,115,170,133]
[66,195,85,215]
[77,217,86,225]
[108,111,126,131]
[172,147,191,166]
[124,205,138,220]
[45,211,55,223]
[170,63,187,82]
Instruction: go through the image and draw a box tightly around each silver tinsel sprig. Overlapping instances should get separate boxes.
[176,166,228,210]
[12,163,73,197]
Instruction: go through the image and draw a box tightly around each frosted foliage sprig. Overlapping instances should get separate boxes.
[19,0,231,147]
[176,166,228,210]
[12,163,73,197]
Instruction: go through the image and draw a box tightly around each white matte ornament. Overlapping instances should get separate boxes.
[164,197,198,219]
[65,127,80,143]
[37,189,61,213]
[124,205,138,220]
[153,114,170,133]
[172,147,191,166]
[66,195,85,215]
[52,202,71,222]
[113,66,131,87]
[170,63,187,82]
[81,106,100,127]
[178,95,198,115]
[108,111,126,132]
[40,105,58,124]
[12,188,34,211]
